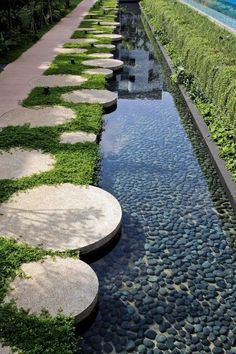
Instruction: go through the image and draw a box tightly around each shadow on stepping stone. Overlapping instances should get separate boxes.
[0,184,122,253]
[0,148,54,180]
[4,257,99,323]
[0,106,76,128]
[62,89,117,108]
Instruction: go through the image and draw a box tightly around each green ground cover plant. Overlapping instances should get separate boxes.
[0,0,118,352]
[142,0,236,181]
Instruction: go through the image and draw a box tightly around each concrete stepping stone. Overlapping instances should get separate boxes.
[4,257,99,323]
[60,131,96,144]
[94,34,123,42]
[31,75,87,88]
[0,106,76,128]
[94,44,116,50]
[0,344,13,354]
[0,184,122,253]
[68,38,97,44]
[54,47,87,54]
[87,53,113,58]
[0,148,54,180]
[63,89,118,108]
[100,21,120,26]
[82,58,123,71]
[83,68,113,78]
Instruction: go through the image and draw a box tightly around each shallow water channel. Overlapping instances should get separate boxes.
[78,4,236,353]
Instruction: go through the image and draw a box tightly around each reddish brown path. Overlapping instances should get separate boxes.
[0,0,96,116]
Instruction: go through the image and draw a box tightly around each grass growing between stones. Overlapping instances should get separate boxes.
[0,0,119,352]
[0,238,78,354]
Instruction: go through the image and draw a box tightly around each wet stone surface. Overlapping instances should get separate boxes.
[78,4,236,354]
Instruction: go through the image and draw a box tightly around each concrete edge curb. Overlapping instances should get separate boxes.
[140,4,236,214]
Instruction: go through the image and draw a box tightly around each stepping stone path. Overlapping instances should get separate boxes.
[4,257,99,323]
[87,53,113,58]
[63,89,118,108]
[0,106,76,128]
[60,131,96,144]
[0,184,122,253]
[54,47,87,54]
[31,74,87,87]
[94,34,123,42]
[82,58,123,71]
[83,68,113,78]
[95,44,116,50]
[0,149,54,180]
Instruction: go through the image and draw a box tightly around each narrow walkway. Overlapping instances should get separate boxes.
[0,0,96,116]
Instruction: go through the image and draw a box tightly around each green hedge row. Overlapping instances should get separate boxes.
[142,0,236,179]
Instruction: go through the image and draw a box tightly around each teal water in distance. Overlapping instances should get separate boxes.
[182,0,236,29]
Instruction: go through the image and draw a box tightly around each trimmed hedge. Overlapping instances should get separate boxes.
[142,0,236,180]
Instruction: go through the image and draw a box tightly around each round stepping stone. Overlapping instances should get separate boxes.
[60,131,96,144]
[100,21,120,26]
[76,28,99,31]
[0,344,13,354]
[68,38,97,44]
[82,58,123,71]
[4,257,99,323]
[0,184,122,253]
[94,44,116,50]
[83,68,113,78]
[62,89,117,108]
[54,47,87,54]
[0,148,54,180]
[87,53,113,58]
[31,75,87,88]
[0,106,75,128]
[94,34,123,42]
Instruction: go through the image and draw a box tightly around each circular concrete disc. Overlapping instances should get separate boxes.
[68,38,98,44]
[54,47,87,54]
[31,75,87,87]
[94,44,116,50]
[83,68,113,78]
[94,34,123,42]
[100,21,120,26]
[82,58,123,71]
[76,27,99,31]
[0,344,13,354]
[0,106,76,128]
[4,257,99,323]
[62,89,117,108]
[0,149,54,180]
[60,131,96,144]
[87,53,113,58]
[0,184,122,253]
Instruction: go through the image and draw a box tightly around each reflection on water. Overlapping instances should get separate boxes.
[78,5,236,354]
